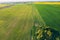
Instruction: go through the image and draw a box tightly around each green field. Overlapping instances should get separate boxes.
[0,3,60,40]
[35,4,60,32]
[32,4,60,40]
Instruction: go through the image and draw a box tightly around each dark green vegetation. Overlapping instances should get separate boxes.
[31,4,60,40]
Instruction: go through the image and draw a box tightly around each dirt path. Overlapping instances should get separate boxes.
[0,5,15,9]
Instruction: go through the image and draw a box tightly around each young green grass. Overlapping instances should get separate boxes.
[35,4,60,32]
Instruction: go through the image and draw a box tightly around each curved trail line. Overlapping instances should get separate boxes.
[32,5,47,28]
